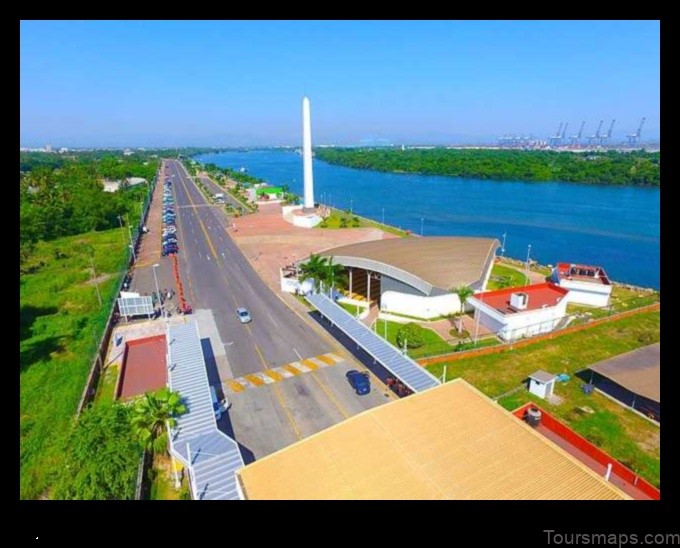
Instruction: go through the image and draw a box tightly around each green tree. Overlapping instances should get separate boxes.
[132,388,187,454]
[396,323,425,350]
[52,402,141,500]
[298,253,328,292]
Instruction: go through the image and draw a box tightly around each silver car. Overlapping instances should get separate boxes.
[236,307,252,324]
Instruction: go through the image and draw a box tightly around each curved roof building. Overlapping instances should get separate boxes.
[318,236,499,296]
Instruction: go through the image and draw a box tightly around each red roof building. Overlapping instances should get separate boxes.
[468,283,570,341]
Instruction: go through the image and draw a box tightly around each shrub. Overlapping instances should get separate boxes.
[396,322,425,349]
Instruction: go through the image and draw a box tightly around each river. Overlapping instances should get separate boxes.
[194,150,660,289]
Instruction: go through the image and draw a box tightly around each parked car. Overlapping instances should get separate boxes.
[236,307,252,324]
[346,370,370,395]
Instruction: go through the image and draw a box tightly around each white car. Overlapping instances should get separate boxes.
[236,307,252,324]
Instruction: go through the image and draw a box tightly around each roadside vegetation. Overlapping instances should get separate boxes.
[20,150,158,499]
[425,310,660,486]
[319,207,410,237]
[316,148,660,186]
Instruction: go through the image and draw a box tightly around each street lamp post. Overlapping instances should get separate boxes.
[116,215,126,244]
[350,198,353,215]
[382,208,385,225]
[525,244,532,286]
[152,263,165,321]
[420,217,424,237]
[501,232,507,258]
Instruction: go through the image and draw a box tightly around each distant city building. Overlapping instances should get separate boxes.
[59,147,69,153]
[45,144,52,152]
[551,263,612,307]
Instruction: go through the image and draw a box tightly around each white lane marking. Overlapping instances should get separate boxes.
[293,347,302,361]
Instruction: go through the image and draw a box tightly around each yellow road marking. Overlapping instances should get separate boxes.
[264,369,283,382]
[244,374,265,387]
[310,372,350,419]
[301,358,320,371]
[282,364,302,377]
[228,380,246,392]
[316,354,337,366]
[272,383,302,440]
[253,343,268,369]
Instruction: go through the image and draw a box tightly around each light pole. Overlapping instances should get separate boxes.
[524,244,532,286]
[501,232,507,258]
[350,198,354,215]
[127,224,136,262]
[382,208,385,225]
[420,217,424,237]
[116,215,126,244]
[152,263,165,321]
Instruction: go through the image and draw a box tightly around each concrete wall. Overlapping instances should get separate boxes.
[381,290,462,319]
[292,214,322,228]
[472,298,568,341]
[381,274,426,298]
[560,280,612,307]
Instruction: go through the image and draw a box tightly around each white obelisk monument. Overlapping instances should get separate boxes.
[302,96,315,210]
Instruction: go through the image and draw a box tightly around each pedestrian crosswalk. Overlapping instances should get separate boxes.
[224,352,345,393]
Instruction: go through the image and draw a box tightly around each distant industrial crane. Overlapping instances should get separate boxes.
[588,120,604,147]
[549,122,563,147]
[570,121,586,147]
[600,119,616,146]
[560,122,569,145]
[627,117,646,146]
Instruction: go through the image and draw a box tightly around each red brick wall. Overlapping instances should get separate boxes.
[513,403,660,500]
[418,303,660,367]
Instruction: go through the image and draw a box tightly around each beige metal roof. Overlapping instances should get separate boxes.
[236,380,630,500]
[589,343,660,403]
[318,237,499,292]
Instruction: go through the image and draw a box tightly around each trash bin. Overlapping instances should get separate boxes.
[525,407,542,427]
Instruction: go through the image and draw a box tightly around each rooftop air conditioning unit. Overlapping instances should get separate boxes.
[510,292,529,310]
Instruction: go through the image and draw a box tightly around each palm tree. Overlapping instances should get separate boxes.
[454,285,474,334]
[132,387,187,454]
[325,256,348,296]
[298,253,328,292]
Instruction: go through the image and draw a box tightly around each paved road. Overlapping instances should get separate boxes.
[164,159,392,460]
[166,159,327,376]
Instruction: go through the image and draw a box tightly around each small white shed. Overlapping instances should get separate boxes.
[528,370,557,400]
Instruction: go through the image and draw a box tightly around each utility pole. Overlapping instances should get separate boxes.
[127,223,136,262]
[89,253,102,307]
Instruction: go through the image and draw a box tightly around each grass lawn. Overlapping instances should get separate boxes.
[487,263,530,290]
[20,229,130,499]
[567,285,660,321]
[338,301,365,316]
[93,364,119,405]
[148,453,190,500]
[318,208,410,237]
[374,319,453,359]
[425,310,660,487]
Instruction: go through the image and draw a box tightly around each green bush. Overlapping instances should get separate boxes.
[396,323,426,349]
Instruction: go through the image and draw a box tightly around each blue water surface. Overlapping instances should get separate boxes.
[195,150,660,289]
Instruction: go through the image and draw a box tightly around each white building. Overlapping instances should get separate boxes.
[550,263,612,307]
[467,283,570,341]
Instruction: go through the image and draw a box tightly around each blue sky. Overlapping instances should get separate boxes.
[20,20,659,147]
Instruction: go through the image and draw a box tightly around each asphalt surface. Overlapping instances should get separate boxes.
[163,159,393,460]
[166,159,328,376]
